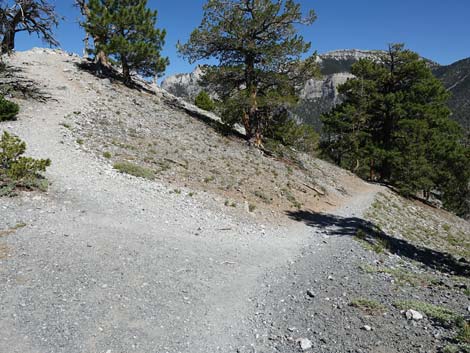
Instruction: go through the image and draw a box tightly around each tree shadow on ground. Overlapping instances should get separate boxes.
[76,60,156,94]
[287,210,470,277]
[0,65,51,102]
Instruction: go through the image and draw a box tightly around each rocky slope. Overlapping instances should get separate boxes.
[433,58,470,134]
[0,49,469,353]
[162,49,470,133]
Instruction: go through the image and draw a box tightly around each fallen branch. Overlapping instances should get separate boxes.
[164,158,188,169]
[302,183,325,196]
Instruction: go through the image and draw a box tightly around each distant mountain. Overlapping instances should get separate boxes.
[432,58,470,133]
[161,50,470,134]
[161,66,205,101]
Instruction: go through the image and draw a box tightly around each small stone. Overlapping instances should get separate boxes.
[306,290,316,298]
[299,338,312,351]
[362,325,373,331]
[405,309,424,321]
[467,306,470,312]
[327,275,334,281]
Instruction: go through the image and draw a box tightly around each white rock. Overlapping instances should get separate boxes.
[405,309,424,321]
[299,338,312,351]
[362,325,373,331]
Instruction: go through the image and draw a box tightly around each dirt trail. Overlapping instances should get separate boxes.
[0,49,382,353]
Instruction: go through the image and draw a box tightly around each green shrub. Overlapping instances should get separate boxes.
[0,131,51,195]
[113,161,155,180]
[194,91,216,112]
[0,96,19,122]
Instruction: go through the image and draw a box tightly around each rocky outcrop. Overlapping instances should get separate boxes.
[161,65,205,102]
[161,49,469,133]
[300,72,354,101]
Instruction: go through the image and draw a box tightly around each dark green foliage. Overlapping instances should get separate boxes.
[0,95,19,121]
[178,0,319,143]
[321,44,470,216]
[0,131,51,195]
[194,91,215,112]
[265,111,319,153]
[84,0,169,83]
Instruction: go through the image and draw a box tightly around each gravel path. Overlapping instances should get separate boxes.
[0,49,383,353]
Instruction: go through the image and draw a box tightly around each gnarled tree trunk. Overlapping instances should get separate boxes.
[75,0,110,68]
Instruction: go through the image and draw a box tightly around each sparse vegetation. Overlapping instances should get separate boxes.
[365,192,470,262]
[457,321,470,344]
[204,176,215,183]
[360,263,438,288]
[113,161,154,180]
[350,298,385,314]
[393,300,462,326]
[442,344,470,353]
[60,122,72,130]
[0,131,51,196]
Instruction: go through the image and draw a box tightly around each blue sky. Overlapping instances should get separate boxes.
[15,0,470,79]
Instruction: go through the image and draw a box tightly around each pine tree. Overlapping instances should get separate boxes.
[194,91,216,112]
[0,0,59,54]
[84,0,169,83]
[178,0,318,145]
[75,0,110,68]
[322,44,470,215]
[0,95,19,121]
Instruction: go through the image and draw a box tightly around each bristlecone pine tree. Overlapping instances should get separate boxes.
[178,0,319,145]
[0,0,59,54]
[321,44,470,216]
[84,0,169,83]
[74,0,110,68]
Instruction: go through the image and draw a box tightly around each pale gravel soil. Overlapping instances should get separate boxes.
[2,49,466,353]
[0,49,315,353]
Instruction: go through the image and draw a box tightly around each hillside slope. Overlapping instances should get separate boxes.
[0,49,469,353]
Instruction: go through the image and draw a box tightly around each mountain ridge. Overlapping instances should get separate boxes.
[162,49,470,133]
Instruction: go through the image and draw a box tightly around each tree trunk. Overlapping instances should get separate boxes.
[83,32,90,58]
[369,159,375,181]
[1,29,15,54]
[242,112,252,138]
[122,57,131,84]
[244,54,257,142]
[77,0,110,68]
